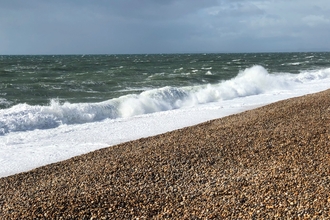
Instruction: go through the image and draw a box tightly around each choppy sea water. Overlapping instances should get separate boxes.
[1,52,330,177]
[1,52,330,134]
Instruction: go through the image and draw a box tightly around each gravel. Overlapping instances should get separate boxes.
[1,89,330,219]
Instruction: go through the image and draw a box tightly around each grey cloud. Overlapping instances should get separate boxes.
[0,0,329,54]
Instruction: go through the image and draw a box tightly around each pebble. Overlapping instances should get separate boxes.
[1,89,330,219]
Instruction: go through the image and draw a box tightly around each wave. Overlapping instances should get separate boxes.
[1,65,330,135]
[0,98,12,109]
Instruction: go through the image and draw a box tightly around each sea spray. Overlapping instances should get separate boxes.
[1,65,330,135]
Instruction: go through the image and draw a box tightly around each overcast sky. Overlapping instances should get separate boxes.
[1,0,330,55]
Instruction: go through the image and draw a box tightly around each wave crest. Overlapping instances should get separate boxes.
[1,65,329,135]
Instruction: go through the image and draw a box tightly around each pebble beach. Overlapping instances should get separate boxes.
[1,89,330,219]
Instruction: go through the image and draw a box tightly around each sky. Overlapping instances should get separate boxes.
[1,0,330,55]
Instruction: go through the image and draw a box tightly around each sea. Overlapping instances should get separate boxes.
[1,52,330,177]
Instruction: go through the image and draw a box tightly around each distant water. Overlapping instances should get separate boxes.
[1,52,330,135]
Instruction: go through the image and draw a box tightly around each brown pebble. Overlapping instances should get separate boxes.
[1,89,330,219]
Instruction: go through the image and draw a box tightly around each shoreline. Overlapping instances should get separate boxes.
[1,89,330,218]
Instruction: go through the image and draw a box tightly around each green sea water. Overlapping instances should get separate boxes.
[0,52,329,109]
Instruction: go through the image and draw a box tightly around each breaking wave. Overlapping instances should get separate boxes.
[1,65,330,135]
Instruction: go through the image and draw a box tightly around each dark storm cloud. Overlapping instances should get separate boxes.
[0,0,329,54]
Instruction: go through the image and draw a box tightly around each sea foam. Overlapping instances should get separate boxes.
[1,65,329,135]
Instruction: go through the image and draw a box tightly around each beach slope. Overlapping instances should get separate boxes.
[1,89,330,219]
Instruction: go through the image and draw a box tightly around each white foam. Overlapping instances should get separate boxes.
[0,98,11,109]
[3,65,329,135]
[1,66,330,177]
